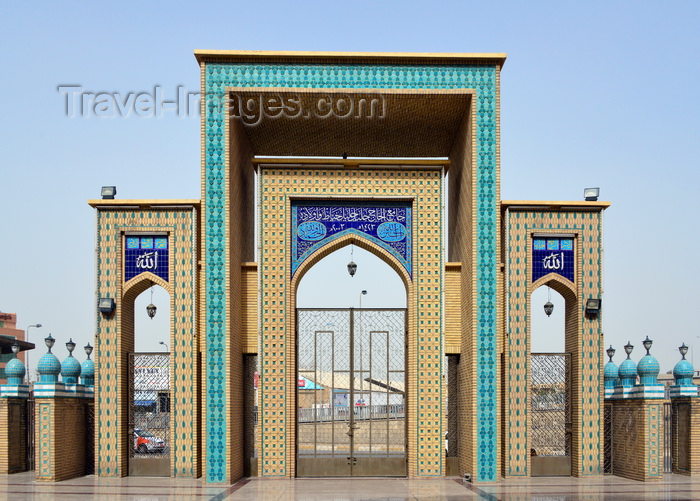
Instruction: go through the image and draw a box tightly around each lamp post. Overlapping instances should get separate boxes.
[159,341,169,352]
[359,290,367,309]
[358,290,367,406]
[25,323,42,383]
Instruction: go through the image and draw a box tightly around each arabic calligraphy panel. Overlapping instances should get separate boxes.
[125,235,170,282]
[291,201,412,277]
[532,238,574,283]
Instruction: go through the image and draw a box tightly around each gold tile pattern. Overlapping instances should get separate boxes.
[503,208,604,477]
[258,164,444,477]
[93,206,198,478]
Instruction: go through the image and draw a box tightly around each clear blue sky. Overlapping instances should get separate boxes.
[1,1,698,376]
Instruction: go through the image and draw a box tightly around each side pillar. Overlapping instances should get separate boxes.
[608,398,664,482]
[607,340,664,482]
[34,383,91,481]
[0,384,30,474]
[670,347,700,475]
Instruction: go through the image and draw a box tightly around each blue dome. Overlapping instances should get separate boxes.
[81,359,95,386]
[604,361,619,389]
[674,359,695,386]
[37,352,61,383]
[618,359,637,387]
[5,357,26,384]
[638,354,660,385]
[61,356,81,384]
[81,359,94,379]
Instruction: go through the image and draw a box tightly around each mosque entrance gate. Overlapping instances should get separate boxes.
[296,308,407,477]
[530,353,571,476]
[128,352,171,476]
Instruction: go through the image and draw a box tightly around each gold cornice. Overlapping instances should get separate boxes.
[501,200,611,210]
[88,199,200,209]
[194,49,506,67]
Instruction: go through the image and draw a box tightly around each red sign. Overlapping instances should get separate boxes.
[298,377,305,388]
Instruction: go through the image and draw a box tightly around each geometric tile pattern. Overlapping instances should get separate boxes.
[503,208,604,477]
[202,57,500,482]
[258,165,443,477]
[93,206,198,478]
[38,402,51,478]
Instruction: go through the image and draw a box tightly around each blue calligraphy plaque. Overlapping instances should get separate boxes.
[125,236,169,282]
[532,238,574,283]
[291,201,412,277]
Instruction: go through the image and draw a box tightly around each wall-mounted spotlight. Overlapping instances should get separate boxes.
[585,298,601,316]
[583,187,599,201]
[101,186,117,199]
[98,297,116,315]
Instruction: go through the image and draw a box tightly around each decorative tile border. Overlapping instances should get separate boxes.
[202,60,499,482]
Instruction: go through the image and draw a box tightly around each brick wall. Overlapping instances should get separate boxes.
[35,398,89,482]
[609,399,663,482]
[672,397,700,475]
[0,398,27,474]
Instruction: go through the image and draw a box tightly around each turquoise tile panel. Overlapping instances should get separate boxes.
[204,61,499,481]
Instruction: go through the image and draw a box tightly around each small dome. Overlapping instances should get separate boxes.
[37,352,61,383]
[618,359,637,387]
[5,357,26,384]
[638,354,660,385]
[61,356,81,383]
[81,359,95,379]
[674,359,695,386]
[619,359,637,378]
[604,361,619,389]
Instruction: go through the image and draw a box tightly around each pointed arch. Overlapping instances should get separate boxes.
[291,232,412,294]
[123,272,171,299]
[531,273,576,303]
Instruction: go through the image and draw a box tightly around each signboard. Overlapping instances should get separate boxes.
[291,201,412,277]
[125,236,169,282]
[532,238,574,283]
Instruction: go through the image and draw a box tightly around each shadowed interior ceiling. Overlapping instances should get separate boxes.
[228,89,472,158]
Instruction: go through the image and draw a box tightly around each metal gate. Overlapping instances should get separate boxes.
[26,398,34,471]
[530,353,571,476]
[128,352,171,476]
[603,402,613,474]
[296,308,406,477]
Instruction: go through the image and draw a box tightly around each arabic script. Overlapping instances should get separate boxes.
[542,252,564,270]
[136,251,158,270]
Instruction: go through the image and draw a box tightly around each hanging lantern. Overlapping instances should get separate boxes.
[146,282,157,319]
[544,301,554,317]
[347,244,357,277]
[146,303,157,318]
[544,285,554,317]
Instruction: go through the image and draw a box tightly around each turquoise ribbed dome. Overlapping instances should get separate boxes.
[81,359,94,379]
[604,361,619,389]
[618,359,637,387]
[5,357,26,384]
[81,359,95,386]
[61,355,81,384]
[674,359,695,386]
[637,354,660,385]
[37,352,61,383]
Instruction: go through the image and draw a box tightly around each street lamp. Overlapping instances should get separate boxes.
[25,323,42,383]
[359,290,367,309]
[159,341,169,352]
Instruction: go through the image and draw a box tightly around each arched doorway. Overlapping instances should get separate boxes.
[294,242,409,477]
[529,281,574,476]
[123,276,172,477]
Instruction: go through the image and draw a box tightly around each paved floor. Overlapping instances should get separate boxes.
[3,472,700,500]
